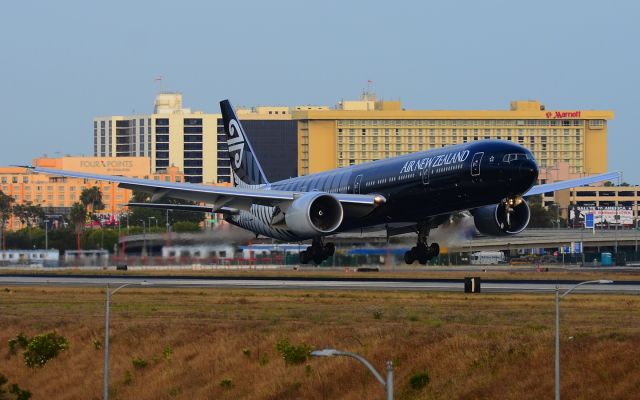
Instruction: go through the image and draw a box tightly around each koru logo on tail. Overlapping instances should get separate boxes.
[227,119,245,169]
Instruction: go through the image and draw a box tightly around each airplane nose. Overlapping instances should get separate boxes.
[518,159,539,185]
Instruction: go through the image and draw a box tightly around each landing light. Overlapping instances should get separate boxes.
[373,195,387,205]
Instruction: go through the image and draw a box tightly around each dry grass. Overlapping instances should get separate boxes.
[0,287,639,399]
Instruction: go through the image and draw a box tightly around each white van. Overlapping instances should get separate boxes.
[470,251,505,265]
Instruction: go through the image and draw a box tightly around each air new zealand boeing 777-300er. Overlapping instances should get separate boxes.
[28,100,619,265]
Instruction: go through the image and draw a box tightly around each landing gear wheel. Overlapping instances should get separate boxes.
[404,221,440,265]
[303,238,335,265]
[299,250,311,264]
[418,253,429,265]
[429,243,440,258]
[404,249,415,264]
[324,243,335,257]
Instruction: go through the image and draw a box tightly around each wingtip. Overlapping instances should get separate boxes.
[11,164,34,169]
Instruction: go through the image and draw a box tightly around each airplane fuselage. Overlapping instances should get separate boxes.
[226,140,539,241]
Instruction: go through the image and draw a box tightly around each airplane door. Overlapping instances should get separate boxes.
[354,174,363,194]
[471,152,484,176]
[421,165,430,185]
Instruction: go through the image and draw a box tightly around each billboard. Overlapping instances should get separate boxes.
[570,206,634,226]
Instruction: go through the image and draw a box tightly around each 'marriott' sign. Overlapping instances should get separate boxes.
[545,111,581,119]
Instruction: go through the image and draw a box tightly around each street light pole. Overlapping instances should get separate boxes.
[103,281,150,400]
[139,220,146,257]
[554,279,613,400]
[635,217,638,256]
[311,349,393,400]
[44,219,49,250]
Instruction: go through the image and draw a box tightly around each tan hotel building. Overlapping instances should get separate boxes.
[0,157,183,230]
[292,97,613,177]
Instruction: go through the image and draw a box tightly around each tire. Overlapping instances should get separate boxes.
[299,250,310,264]
[404,250,415,264]
[429,243,440,258]
[313,255,324,265]
[324,243,336,257]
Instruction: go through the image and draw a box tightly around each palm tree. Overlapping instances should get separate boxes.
[0,190,15,251]
[12,203,28,229]
[69,202,87,253]
[26,203,45,227]
[79,186,104,218]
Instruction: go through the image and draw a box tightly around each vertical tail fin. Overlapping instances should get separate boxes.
[220,100,269,187]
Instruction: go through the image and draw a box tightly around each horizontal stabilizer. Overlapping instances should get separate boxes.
[524,171,621,197]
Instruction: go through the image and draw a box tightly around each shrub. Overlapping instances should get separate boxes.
[8,333,29,355]
[132,357,148,370]
[276,338,311,366]
[172,221,201,233]
[409,371,430,390]
[0,373,7,397]
[9,383,32,400]
[23,332,68,368]
[163,345,173,362]
[0,376,31,400]
[372,310,383,319]
[258,354,269,366]
[219,378,234,389]
[93,339,102,350]
[168,387,181,397]
[123,370,133,386]
[242,348,251,358]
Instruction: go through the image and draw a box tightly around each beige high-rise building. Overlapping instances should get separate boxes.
[94,93,294,184]
[94,93,220,184]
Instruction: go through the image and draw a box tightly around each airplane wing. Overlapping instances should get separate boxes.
[524,171,621,197]
[29,167,385,212]
[127,202,238,214]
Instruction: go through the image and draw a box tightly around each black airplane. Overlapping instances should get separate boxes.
[29,100,618,265]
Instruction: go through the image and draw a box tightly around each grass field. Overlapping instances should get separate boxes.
[1,286,638,399]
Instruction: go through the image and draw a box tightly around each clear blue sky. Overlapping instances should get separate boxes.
[1,0,638,181]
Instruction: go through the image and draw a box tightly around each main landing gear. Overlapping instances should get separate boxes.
[300,238,335,265]
[404,221,440,265]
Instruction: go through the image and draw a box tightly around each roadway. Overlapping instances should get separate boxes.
[1,274,639,294]
[119,227,640,253]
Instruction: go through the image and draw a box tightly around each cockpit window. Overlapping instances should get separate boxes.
[502,153,533,162]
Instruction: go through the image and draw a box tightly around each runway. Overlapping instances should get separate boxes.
[1,274,639,294]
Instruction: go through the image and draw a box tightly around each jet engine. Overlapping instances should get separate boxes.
[473,197,530,236]
[285,192,344,237]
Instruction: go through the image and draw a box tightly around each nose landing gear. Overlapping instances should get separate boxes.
[300,238,335,265]
[404,221,440,265]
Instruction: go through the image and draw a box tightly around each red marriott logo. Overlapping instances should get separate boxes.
[545,111,581,119]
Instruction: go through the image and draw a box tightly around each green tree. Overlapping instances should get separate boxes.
[26,204,45,227]
[69,203,86,252]
[527,195,559,228]
[128,191,205,229]
[79,186,104,218]
[0,190,15,251]
[12,203,28,228]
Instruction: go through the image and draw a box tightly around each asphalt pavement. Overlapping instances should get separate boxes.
[1,274,638,294]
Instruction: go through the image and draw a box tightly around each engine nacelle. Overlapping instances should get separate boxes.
[473,199,530,236]
[285,192,344,237]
